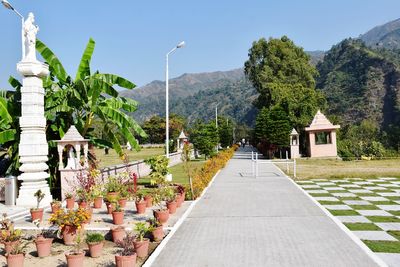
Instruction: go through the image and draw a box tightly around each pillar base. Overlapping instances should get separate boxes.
[16,174,52,208]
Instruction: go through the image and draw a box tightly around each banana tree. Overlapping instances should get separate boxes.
[0,77,21,176]
[36,38,147,185]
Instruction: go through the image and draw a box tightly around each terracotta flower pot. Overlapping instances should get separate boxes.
[134,238,149,258]
[62,225,77,245]
[118,198,127,208]
[112,211,124,225]
[4,240,20,255]
[51,204,61,214]
[35,236,53,257]
[111,227,126,243]
[115,254,137,267]
[167,201,177,214]
[30,208,44,222]
[152,225,164,242]
[106,202,115,214]
[135,201,146,214]
[65,251,85,267]
[88,241,103,258]
[144,195,153,208]
[175,194,182,208]
[93,197,103,209]
[66,198,75,209]
[154,209,169,225]
[6,253,24,267]
[78,201,87,209]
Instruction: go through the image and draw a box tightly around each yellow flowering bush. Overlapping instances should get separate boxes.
[49,208,90,230]
[192,145,237,198]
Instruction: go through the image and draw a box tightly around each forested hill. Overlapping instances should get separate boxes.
[121,69,244,122]
[316,39,400,143]
[360,18,400,49]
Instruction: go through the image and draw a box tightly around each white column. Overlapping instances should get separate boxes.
[16,61,52,207]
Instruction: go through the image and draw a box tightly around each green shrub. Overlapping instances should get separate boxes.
[86,232,105,243]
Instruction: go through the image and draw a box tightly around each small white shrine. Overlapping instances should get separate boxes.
[290,128,300,159]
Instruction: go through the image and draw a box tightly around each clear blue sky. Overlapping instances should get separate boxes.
[1,0,400,90]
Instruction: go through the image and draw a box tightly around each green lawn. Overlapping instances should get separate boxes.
[138,159,206,186]
[282,158,400,180]
[344,223,382,231]
[94,147,164,168]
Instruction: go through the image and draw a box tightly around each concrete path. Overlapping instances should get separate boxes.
[151,147,382,267]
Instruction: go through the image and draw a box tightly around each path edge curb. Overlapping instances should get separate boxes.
[276,167,388,267]
[142,169,222,267]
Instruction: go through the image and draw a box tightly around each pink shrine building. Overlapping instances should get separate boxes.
[305,110,340,158]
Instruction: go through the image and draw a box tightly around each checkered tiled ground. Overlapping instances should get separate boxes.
[298,177,400,266]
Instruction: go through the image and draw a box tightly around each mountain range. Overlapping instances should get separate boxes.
[122,18,400,136]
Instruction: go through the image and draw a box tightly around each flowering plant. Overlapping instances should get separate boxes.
[48,208,90,230]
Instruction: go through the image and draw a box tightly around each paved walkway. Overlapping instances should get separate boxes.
[151,147,382,267]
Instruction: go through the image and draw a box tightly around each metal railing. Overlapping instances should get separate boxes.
[251,151,296,178]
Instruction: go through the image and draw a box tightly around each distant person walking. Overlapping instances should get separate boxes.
[242,138,245,148]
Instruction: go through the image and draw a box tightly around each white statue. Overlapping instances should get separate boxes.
[126,142,132,151]
[65,147,76,169]
[23,12,39,62]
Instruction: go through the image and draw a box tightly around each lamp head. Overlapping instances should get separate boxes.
[177,41,185,48]
[1,0,13,10]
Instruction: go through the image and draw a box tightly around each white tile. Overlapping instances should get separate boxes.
[348,189,373,194]
[357,210,393,216]
[360,196,389,202]
[377,192,400,197]
[364,186,387,191]
[297,181,314,184]
[343,200,371,206]
[377,205,400,211]
[332,192,357,197]
[331,179,349,183]
[301,185,321,189]
[306,190,329,194]
[340,184,361,188]
[353,181,374,185]
[314,197,340,202]
[375,223,400,231]
[315,182,335,186]
[324,205,352,210]
[325,187,346,191]
[336,216,371,223]
[352,231,397,241]
[377,184,400,188]
[380,177,398,181]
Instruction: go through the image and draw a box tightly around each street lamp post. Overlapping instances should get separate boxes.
[165,41,185,158]
[215,103,219,152]
[1,0,24,60]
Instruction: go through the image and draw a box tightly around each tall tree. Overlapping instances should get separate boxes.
[190,121,219,159]
[244,36,326,131]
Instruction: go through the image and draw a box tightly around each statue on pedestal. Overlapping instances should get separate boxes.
[23,12,39,62]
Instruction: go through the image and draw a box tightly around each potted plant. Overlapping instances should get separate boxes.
[152,190,169,225]
[105,194,118,214]
[91,184,103,209]
[148,217,164,242]
[30,189,45,222]
[33,219,54,258]
[49,208,90,245]
[0,224,23,255]
[144,155,170,185]
[112,204,124,225]
[111,226,126,243]
[86,232,104,258]
[115,232,137,267]
[118,185,129,208]
[164,187,177,214]
[135,190,146,214]
[0,213,12,235]
[133,222,151,258]
[175,184,185,207]
[65,192,75,209]
[6,241,28,267]
[144,190,153,208]
[76,189,89,209]
[104,176,120,198]
[65,229,85,267]
[50,199,62,214]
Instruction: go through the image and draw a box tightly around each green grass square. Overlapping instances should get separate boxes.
[344,223,382,231]
[349,205,379,210]
[318,201,344,205]
[363,240,400,253]
[388,231,400,241]
[389,211,400,216]
[386,196,400,201]
[355,193,378,197]
[329,210,359,216]
[337,197,362,201]
[309,193,332,197]
[366,216,400,223]
[368,201,397,205]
